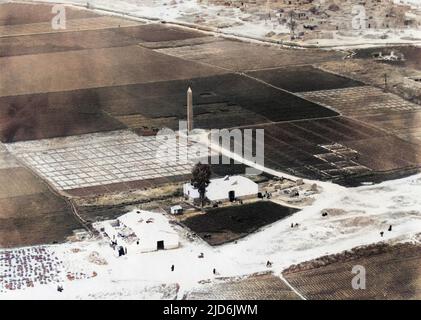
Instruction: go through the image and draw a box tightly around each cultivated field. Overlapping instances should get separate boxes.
[0,23,210,57]
[6,130,195,195]
[2,2,412,190]
[187,272,301,300]
[157,39,344,71]
[358,111,421,144]
[0,71,339,142]
[0,45,224,98]
[0,15,140,38]
[0,165,80,248]
[249,65,364,92]
[240,117,421,184]
[0,2,98,26]
[0,14,226,143]
[0,92,125,142]
[182,201,298,246]
[1,0,421,251]
[300,86,421,117]
[101,73,338,125]
[283,243,421,300]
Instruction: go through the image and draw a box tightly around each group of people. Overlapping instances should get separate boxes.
[259,191,272,199]
[380,225,393,237]
[170,264,217,275]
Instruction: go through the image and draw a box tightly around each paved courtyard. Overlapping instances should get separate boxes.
[6,131,196,192]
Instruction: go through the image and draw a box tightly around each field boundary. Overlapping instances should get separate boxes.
[279,274,306,300]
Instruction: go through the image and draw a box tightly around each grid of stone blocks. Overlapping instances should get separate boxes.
[7,131,195,191]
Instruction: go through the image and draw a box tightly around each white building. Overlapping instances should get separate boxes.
[94,210,179,253]
[170,205,183,215]
[183,175,258,202]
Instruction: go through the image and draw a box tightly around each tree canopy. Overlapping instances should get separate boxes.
[191,162,212,207]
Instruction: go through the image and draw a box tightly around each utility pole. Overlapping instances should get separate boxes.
[384,73,388,92]
[289,10,296,40]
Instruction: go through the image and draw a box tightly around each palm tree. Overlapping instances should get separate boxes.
[191,162,211,207]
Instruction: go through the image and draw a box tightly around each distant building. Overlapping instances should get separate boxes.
[207,0,419,34]
[183,175,258,202]
[170,205,183,215]
[94,210,179,253]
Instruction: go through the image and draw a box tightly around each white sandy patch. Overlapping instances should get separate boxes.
[1,173,420,299]
[18,0,421,48]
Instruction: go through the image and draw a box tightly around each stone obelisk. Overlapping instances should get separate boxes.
[187,87,193,132]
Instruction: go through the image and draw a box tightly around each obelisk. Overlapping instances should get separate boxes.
[187,87,193,132]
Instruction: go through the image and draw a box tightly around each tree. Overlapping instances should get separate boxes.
[191,162,212,207]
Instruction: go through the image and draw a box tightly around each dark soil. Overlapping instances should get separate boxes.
[182,201,298,245]
[249,66,364,92]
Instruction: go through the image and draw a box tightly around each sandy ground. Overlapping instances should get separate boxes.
[20,0,421,48]
[1,0,420,299]
[1,172,421,299]
[283,242,421,299]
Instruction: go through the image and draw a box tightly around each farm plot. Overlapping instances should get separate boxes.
[357,110,421,144]
[0,23,208,57]
[283,243,421,300]
[0,22,142,57]
[187,273,301,300]
[139,35,217,50]
[120,23,207,43]
[181,201,298,246]
[240,117,421,184]
[65,173,192,198]
[113,102,269,133]
[0,15,140,38]
[100,73,338,128]
[157,39,344,71]
[0,166,80,248]
[299,86,421,165]
[6,130,197,196]
[248,66,364,93]
[1,72,338,141]
[0,92,126,142]
[0,44,225,98]
[299,86,421,117]
[0,167,48,198]
[0,46,228,142]
[0,2,98,27]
